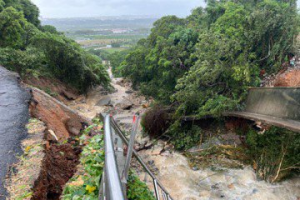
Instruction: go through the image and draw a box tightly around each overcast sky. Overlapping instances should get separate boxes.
[31,0,206,18]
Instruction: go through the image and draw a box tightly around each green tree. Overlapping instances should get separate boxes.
[19,0,40,26]
[41,25,60,34]
[0,0,5,12]
[0,7,26,48]
[0,47,43,75]
[31,33,109,91]
[3,0,40,26]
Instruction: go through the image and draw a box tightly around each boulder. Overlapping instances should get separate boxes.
[125,90,134,94]
[116,100,133,110]
[96,96,112,106]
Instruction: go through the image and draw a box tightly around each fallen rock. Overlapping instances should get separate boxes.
[116,100,134,110]
[116,79,126,87]
[142,103,149,108]
[125,90,134,94]
[61,90,77,100]
[96,96,112,106]
[228,183,235,189]
[220,133,242,145]
[151,147,164,155]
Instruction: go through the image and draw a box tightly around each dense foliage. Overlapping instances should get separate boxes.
[118,0,298,114]
[115,0,299,152]
[0,0,109,91]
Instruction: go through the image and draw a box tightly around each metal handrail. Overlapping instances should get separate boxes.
[100,114,173,200]
[110,117,173,200]
[100,114,125,200]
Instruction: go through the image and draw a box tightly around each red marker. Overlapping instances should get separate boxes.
[133,115,136,123]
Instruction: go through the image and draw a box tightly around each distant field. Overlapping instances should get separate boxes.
[41,16,156,50]
[76,35,145,48]
[42,17,157,32]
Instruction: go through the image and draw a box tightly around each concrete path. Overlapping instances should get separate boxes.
[0,67,30,199]
[224,111,300,133]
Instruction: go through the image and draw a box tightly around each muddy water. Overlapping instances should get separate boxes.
[69,68,300,200]
[139,145,300,200]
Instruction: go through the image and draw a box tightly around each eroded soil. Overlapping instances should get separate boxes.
[32,142,81,200]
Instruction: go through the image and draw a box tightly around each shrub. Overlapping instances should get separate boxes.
[246,127,300,182]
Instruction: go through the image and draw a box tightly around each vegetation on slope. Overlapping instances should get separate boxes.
[119,0,298,109]
[110,0,300,182]
[63,120,155,200]
[0,0,109,92]
[114,0,298,147]
[246,127,300,182]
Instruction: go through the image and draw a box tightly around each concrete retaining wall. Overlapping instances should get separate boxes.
[245,87,300,120]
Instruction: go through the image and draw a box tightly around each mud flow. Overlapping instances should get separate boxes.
[31,140,81,200]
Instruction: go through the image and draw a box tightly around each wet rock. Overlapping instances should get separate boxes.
[61,90,77,100]
[96,96,112,106]
[116,100,134,110]
[220,133,242,145]
[125,90,134,94]
[75,95,86,103]
[211,183,220,190]
[192,166,199,171]
[116,79,126,87]
[252,188,258,194]
[151,147,163,155]
[148,160,154,165]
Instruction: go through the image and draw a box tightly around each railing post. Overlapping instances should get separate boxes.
[99,113,173,200]
[99,170,105,200]
[102,114,125,200]
[123,114,140,181]
[153,179,160,200]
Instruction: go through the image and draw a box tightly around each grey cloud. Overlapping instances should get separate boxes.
[32,0,205,18]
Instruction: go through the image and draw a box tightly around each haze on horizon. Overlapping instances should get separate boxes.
[31,0,206,19]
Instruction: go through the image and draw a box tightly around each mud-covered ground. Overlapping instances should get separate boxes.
[0,66,30,199]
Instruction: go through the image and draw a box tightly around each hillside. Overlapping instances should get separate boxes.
[0,0,110,92]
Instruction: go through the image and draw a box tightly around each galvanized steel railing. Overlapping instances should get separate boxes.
[99,115,125,200]
[99,114,173,200]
